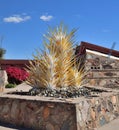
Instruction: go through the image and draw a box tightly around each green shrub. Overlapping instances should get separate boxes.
[5,83,16,88]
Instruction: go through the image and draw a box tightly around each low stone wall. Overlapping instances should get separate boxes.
[0,89,119,130]
[76,94,119,129]
[0,96,77,130]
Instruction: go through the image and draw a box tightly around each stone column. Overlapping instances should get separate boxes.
[0,70,8,92]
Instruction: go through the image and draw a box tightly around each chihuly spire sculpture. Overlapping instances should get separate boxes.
[26,24,87,91]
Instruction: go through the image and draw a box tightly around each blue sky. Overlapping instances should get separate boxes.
[0,0,119,59]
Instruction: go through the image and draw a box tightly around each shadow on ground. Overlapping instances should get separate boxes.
[0,122,33,130]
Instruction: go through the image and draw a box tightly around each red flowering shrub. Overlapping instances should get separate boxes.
[5,66,29,84]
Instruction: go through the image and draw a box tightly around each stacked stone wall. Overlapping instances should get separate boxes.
[86,51,119,88]
[0,97,77,130]
[0,91,119,130]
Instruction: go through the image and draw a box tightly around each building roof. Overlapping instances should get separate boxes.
[78,41,119,58]
[0,59,30,69]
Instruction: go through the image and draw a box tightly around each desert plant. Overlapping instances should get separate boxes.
[26,24,87,91]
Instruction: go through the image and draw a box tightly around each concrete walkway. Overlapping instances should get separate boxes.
[0,122,32,130]
[0,118,119,130]
[5,82,32,93]
[98,118,119,130]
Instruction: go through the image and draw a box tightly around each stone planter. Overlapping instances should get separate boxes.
[0,86,119,130]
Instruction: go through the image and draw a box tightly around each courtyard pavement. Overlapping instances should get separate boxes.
[98,117,119,130]
[0,122,32,130]
[0,118,119,130]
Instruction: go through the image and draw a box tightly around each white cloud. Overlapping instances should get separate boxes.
[3,14,31,23]
[40,15,53,21]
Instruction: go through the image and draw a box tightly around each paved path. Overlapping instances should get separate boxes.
[0,118,119,130]
[5,82,32,93]
[98,118,119,130]
[0,122,32,130]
